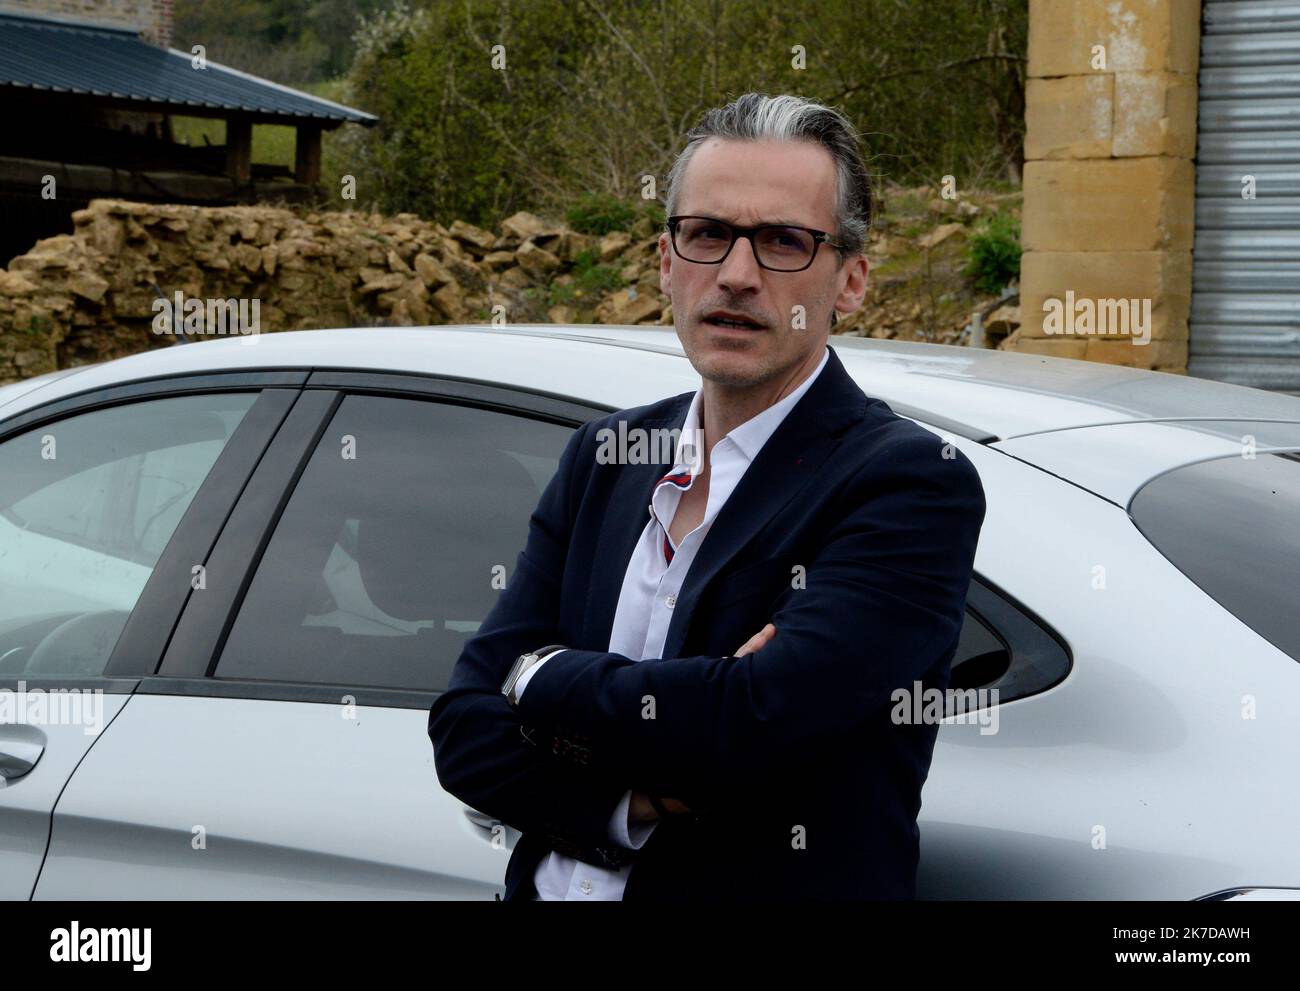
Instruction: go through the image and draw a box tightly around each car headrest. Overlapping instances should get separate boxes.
[355,447,543,623]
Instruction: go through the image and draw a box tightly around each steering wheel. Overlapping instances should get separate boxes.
[24,610,132,676]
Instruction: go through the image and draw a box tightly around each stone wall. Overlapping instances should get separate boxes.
[1012,0,1201,370]
[0,199,668,384]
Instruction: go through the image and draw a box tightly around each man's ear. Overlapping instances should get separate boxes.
[659,231,672,296]
[834,254,869,319]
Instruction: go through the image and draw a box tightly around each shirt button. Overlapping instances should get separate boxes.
[665,593,676,608]
[580,879,593,895]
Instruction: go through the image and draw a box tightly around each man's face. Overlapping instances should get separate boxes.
[660,137,868,389]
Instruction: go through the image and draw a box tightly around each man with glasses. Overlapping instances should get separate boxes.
[430,92,987,901]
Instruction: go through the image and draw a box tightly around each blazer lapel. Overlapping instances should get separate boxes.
[581,396,691,650]
[581,345,868,659]
[661,346,866,658]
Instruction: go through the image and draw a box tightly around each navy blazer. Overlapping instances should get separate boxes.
[428,345,986,901]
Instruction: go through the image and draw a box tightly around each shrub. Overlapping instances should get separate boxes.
[965,211,1021,294]
[549,248,623,306]
[565,193,640,236]
[639,201,666,229]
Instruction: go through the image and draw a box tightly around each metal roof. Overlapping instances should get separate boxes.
[0,10,378,126]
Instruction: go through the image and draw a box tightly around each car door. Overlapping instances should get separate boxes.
[0,375,297,899]
[36,373,602,899]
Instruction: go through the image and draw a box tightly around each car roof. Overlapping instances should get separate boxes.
[4,324,1300,503]
[0,366,85,411]
[562,325,1300,432]
[9,323,1300,432]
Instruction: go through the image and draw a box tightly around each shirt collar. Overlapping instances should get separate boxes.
[672,346,829,468]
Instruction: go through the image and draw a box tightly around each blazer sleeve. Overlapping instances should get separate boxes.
[513,430,987,812]
[427,419,633,866]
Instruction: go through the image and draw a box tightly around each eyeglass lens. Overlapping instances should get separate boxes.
[673,218,817,270]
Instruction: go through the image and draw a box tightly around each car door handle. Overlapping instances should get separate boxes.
[463,807,499,830]
[0,740,44,780]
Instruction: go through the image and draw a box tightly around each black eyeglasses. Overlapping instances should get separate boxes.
[666,215,843,272]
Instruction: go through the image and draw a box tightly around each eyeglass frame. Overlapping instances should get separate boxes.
[665,214,846,273]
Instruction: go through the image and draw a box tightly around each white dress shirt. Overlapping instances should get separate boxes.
[515,346,830,900]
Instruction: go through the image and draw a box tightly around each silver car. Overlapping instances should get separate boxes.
[1,325,1297,900]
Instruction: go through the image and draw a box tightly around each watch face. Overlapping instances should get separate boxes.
[503,657,523,693]
[504,652,534,698]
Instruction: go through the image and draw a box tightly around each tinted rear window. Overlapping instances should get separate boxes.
[1129,451,1300,662]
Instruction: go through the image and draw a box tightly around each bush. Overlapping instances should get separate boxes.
[549,248,624,306]
[965,212,1021,294]
[565,194,640,236]
[639,201,666,229]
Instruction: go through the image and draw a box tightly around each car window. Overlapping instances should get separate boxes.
[945,577,1072,708]
[0,393,257,677]
[1130,451,1300,663]
[949,607,1010,691]
[215,395,572,692]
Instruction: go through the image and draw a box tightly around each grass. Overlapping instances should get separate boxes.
[171,117,295,168]
[170,80,352,170]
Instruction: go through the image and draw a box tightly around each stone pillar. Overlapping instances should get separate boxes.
[1013,0,1201,371]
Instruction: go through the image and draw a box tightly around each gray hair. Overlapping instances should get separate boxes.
[663,92,872,262]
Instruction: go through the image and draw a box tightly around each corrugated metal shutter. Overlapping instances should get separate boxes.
[1191,0,1300,391]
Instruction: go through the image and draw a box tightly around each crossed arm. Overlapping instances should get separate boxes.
[509,431,985,814]
[429,422,985,851]
[517,624,777,824]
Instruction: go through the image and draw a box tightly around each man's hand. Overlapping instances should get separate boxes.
[629,790,696,822]
[628,623,777,823]
[735,622,776,657]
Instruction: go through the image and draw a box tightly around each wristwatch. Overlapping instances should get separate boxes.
[502,644,567,706]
